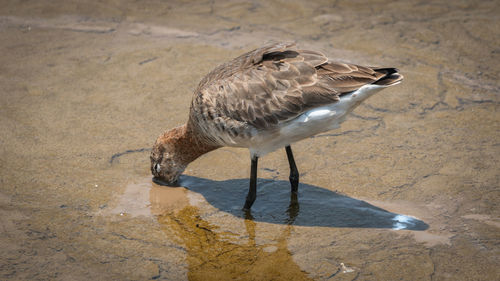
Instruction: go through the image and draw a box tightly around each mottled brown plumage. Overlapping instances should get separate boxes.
[187,42,401,146]
[151,42,403,204]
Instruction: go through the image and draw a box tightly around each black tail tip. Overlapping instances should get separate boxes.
[374,68,403,86]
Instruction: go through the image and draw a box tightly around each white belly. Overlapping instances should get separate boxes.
[249,84,388,156]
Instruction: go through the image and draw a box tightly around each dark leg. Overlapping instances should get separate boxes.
[243,155,258,210]
[285,145,299,193]
[285,192,299,225]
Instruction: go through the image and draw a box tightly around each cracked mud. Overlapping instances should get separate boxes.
[1,0,499,280]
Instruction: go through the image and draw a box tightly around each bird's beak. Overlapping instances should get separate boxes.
[152,176,180,187]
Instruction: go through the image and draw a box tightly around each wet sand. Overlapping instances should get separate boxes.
[1,0,499,280]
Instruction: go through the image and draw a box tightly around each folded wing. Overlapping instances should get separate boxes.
[190,42,401,140]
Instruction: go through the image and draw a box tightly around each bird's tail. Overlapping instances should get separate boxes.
[373,68,404,86]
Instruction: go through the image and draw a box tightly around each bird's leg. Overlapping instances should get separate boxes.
[285,145,299,193]
[243,155,259,210]
[286,192,299,225]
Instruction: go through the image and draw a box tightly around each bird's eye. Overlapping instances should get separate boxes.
[154,163,161,173]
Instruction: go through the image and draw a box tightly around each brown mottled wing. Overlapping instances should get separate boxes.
[192,43,388,132]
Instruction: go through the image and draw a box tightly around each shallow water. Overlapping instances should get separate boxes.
[1,0,499,280]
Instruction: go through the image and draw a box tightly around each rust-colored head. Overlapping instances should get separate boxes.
[151,146,184,185]
[150,124,219,185]
[151,126,188,185]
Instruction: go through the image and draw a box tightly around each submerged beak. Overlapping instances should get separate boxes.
[152,176,180,187]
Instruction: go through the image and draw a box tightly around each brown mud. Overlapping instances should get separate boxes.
[1,0,499,280]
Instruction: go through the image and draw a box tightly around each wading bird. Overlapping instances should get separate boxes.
[151,42,403,210]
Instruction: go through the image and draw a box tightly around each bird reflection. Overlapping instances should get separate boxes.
[243,191,299,225]
[151,188,312,280]
[286,192,300,225]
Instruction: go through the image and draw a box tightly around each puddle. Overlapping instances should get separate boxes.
[364,199,456,247]
[102,176,439,279]
[106,181,152,217]
[158,206,311,281]
[104,178,191,217]
[107,176,429,231]
[178,176,429,231]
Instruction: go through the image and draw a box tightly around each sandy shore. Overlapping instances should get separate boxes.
[1,0,499,280]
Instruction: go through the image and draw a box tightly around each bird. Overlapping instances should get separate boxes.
[150,42,403,210]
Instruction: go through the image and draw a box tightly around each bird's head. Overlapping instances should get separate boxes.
[150,128,187,186]
[150,124,220,185]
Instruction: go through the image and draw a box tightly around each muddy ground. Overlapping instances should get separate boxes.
[0,0,499,280]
